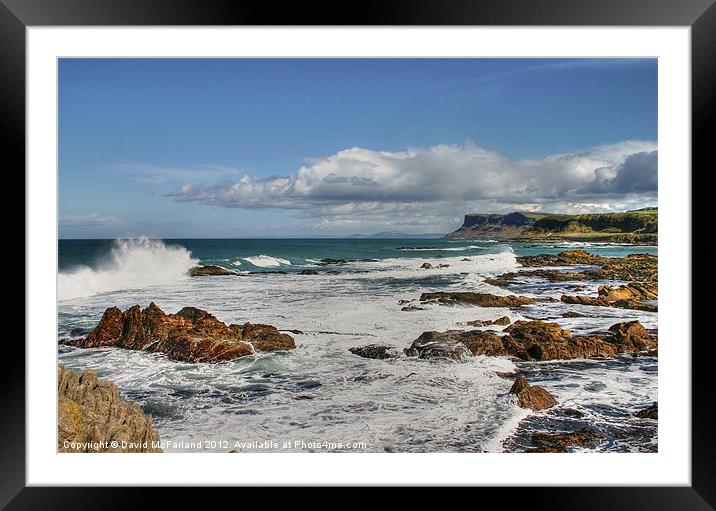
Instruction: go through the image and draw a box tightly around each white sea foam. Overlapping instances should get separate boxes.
[243,255,292,267]
[57,241,656,453]
[58,238,198,301]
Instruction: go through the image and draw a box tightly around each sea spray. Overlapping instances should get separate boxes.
[58,238,198,301]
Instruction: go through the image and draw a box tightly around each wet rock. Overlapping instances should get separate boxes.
[401,305,426,312]
[58,365,162,453]
[188,265,236,276]
[437,264,450,268]
[420,262,433,269]
[635,402,658,419]
[299,269,320,275]
[561,311,586,318]
[467,316,511,327]
[405,330,507,360]
[606,320,658,354]
[405,319,652,362]
[461,258,471,261]
[529,428,607,452]
[509,377,557,411]
[561,285,657,311]
[316,258,378,266]
[517,251,657,284]
[349,345,399,360]
[560,408,585,418]
[419,292,542,307]
[496,371,519,379]
[68,303,295,363]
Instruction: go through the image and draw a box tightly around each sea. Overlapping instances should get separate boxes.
[57,237,658,453]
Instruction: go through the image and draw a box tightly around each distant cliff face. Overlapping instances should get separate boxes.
[461,212,533,229]
[446,209,657,244]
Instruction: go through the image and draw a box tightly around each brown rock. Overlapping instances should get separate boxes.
[299,270,320,275]
[606,320,658,353]
[404,329,508,360]
[467,315,511,327]
[530,428,606,452]
[509,376,557,411]
[58,365,161,453]
[188,265,236,276]
[420,262,433,269]
[69,303,295,363]
[419,292,539,307]
[349,345,399,359]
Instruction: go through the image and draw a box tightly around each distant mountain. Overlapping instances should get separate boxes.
[446,208,657,245]
[348,231,445,239]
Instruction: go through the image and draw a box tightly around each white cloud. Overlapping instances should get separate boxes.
[60,213,123,227]
[167,140,657,216]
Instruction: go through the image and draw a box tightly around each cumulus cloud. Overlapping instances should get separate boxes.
[578,151,657,194]
[167,140,657,214]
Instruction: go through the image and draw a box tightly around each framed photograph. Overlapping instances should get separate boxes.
[5,0,713,504]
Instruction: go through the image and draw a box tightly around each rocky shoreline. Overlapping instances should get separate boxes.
[62,247,657,453]
[58,365,162,453]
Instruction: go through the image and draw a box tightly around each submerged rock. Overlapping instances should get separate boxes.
[188,265,236,276]
[561,282,658,312]
[635,402,658,419]
[68,303,295,363]
[58,365,161,453]
[419,292,543,307]
[349,345,399,359]
[299,270,320,275]
[509,377,557,411]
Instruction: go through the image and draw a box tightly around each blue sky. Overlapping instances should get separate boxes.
[59,58,658,238]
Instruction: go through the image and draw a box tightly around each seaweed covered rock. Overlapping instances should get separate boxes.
[58,365,162,453]
[69,303,295,363]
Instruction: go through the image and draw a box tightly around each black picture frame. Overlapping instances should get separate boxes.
[3,0,713,506]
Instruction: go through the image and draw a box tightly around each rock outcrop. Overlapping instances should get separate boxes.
[561,282,658,312]
[349,345,399,359]
[188,265,236,276]
[404,319,656,362]
[419,292,543,307]
[58,365,161,453]
[509,377,557,411]
[68,303,296,363]
[517,250,658,284]
[404,330,506,360]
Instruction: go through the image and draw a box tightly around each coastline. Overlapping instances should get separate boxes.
[58,239,658,453]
